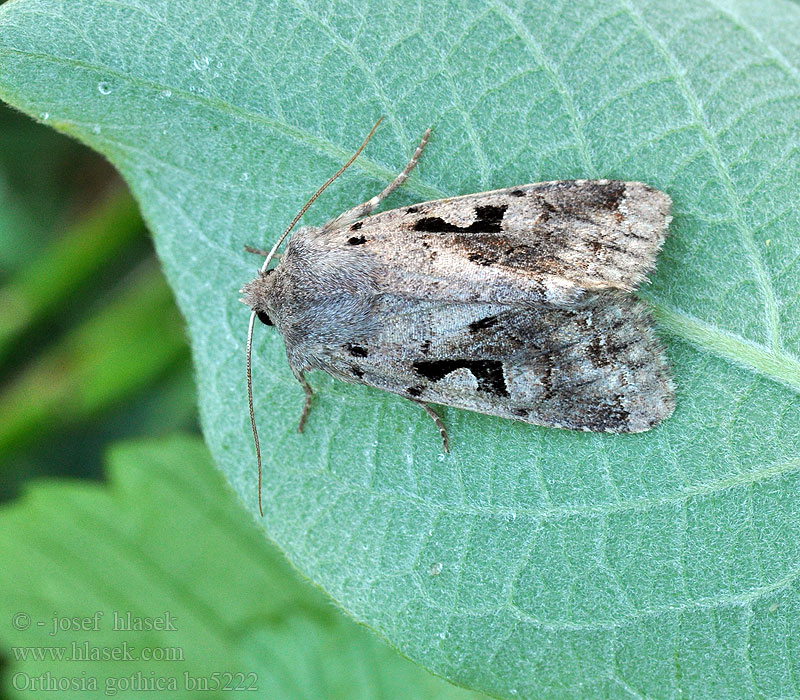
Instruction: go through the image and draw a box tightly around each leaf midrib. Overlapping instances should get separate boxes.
[619,0,783,350]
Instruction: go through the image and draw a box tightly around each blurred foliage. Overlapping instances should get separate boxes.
[0,101,199,499]
[0,435,485,699]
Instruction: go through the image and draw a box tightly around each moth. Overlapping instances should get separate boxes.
[242,118,674,515]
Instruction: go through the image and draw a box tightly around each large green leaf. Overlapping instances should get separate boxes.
[0,435,484,699]
[1,1,799,697]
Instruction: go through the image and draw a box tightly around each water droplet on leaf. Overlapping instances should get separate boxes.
[193,55,210,71]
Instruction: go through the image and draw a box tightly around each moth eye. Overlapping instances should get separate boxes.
[256,311,274,326]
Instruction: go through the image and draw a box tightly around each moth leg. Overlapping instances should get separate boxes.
[294,370,314,432]
[323,127,431,231]
[409,399,450,453]
[244,246,281,260]
[244,245,270,256]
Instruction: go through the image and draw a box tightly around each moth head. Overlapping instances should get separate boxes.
[244,116,385,519]
[240,267,279,326]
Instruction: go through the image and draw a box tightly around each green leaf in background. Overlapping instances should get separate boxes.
[0,1,798,697]
[0,435,484,700]
[0,101,118,273]
[0,261,187,458]
[0,170,37,272]
[0,189,144,360]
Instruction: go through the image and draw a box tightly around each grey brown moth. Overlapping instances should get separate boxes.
[242,118,674,515]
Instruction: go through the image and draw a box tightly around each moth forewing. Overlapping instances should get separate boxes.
[326,180,672,308]
[304,292,673,434]
[243,121,674,515]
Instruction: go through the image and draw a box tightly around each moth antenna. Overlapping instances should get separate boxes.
[250,117,384,516]
[246,309,263,517]
[258,115,384,273]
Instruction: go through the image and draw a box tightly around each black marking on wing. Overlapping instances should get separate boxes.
[350,221,363,230]
[610,394,631,424]
[534,197,557,223]
[594,182,625,210]
[345,343,368,357]
[347,235,367,245]
[467,250,497,266]
[457,238,543,269]
[510,189,525,197]
[351,366,364,379]
[413,204,508,234]
[405,386,424,397]
[540,364,553,400]
[468,315,498,332]
[412,359,509,397]
[587,335,605,368]
[535,180,626,211]
[585,317,639,369]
